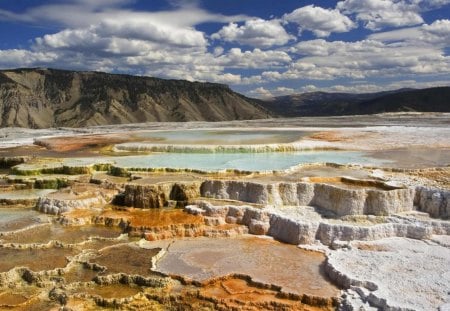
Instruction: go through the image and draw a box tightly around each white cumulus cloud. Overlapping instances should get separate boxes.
[369,19,450,46]
[212,19,294,48]
[421,19,450,45]
[284,5,356,37]
[217,48,291,69]
[248,87,274,99]
[270,36,450,81]
[337,0,424,30]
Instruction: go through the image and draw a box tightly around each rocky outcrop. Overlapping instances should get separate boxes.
[0,156,31,168]
[141,223,248,241]
[36,196,108,215]
[0,68,270,128]
[313,183,415,216]
[35,184,117,215]
[415,187,450,219]
[123,182,201,208]
[123,184,171,209]
[201,180,274,205]
[0,197,39,208]
[269,215,318,244]
[315,222,439,246]
[200,180,415,216]
[186,201,450,246]
[187,202,270,236]
[6,174,90,190]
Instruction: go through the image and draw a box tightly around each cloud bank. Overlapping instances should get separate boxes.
[0,0,449,97]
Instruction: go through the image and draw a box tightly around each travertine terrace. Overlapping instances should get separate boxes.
[0,114,449,310]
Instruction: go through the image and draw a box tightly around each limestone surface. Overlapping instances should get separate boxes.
[326,237,450,310]
[35,183,117,215]
[186,201,450,246]
[200,179,416,217]
[0,116,449,310]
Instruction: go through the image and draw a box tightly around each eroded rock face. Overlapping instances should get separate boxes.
[123,182,201,208]
[415,186,450,219]
[200,180,415,217]
[201,180,271,204]
[269,215,318,244]
[35,184,118,215]
[37,196,108,215]
[123,184,170,209]
[0,68,270,128]
[186,201,450,246]
[0,156,31,168]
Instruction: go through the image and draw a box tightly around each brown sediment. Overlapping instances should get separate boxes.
[94,207,204,228]
[308,131,346,142]
[408,167,450,189]
[0,145,99,159]
[143,222,249,241]
[20,301,59,311]
[0,223,122,244]
[89,244,160,276]
[34,133,132,153]
[154,236,340,299]
[63,264,100,283]
[61,208,98,220]
[0,296,57,311]
[77,283,143,299]
[0,247,76,272]
[0,211,44,233]
[0,213,40,228]
[0,292,30,306]
[59,206,229,241]
[308,130,381,149]
[91,207,249,241]
[198,275,337,311]
[127,208,204,228]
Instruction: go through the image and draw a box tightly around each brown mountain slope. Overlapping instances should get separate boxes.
[0,68,271,128]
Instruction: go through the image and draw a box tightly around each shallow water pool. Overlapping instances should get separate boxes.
[113,150,390,171]
[0,189,55,200]
[0,208,44,232]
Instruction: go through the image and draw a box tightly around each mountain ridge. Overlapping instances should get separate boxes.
[0,68,271,128]
[1,68,448,129]
[260,87,450,117]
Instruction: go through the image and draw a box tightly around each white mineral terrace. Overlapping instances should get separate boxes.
[0,114,449,310]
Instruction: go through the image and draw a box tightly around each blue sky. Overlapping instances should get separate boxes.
[0,0,449,98]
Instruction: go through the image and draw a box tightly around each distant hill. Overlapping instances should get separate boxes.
[0,68,271,128]
[261,87,450,116]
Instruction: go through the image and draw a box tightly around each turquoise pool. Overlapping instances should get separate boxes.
[112,151,390,171]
